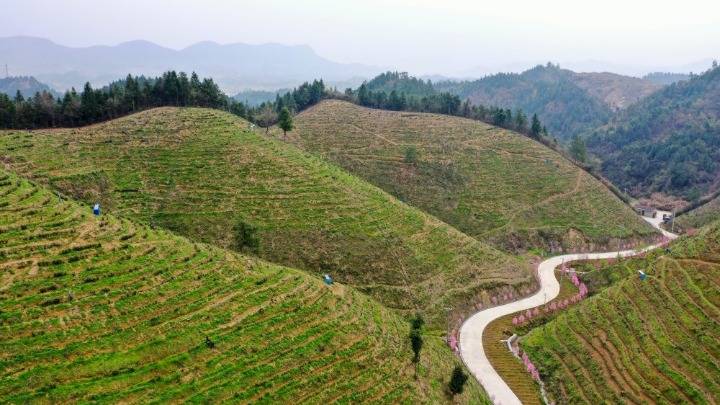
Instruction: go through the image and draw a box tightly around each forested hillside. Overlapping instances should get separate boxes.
[0,107,531,328]
[571,71,660,109]
[286,100,655,252]
[436,65,613,140]
[588,64,720,201]
[436,64,659,141]
[676,195,720,230]
[0,169,485,403]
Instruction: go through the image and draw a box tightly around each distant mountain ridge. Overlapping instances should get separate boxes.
[0,76,58,98]
[0,36,382,93]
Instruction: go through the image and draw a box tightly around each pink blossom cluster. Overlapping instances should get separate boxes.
[448,334,458,352]
[570,272,580,287]
[521,352,540,381]
[490,290,519,306]
[512,283,589,326]
[512,307,540,326]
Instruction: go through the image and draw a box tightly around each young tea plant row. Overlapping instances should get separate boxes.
[0,169,486,403]
[285,100,656,252]
[0,107,531,329]
[520,224,720,404]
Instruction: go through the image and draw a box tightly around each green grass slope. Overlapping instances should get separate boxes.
[676,195,720,231]
[521,223,720,404]
[0,107,530,327]
[284,99,655,252]
[0,169,487,403]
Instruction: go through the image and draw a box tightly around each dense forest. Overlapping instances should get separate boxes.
[588,62,720,200]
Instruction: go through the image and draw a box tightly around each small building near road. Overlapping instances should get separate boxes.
[634,205,657,218]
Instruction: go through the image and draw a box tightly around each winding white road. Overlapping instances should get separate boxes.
[459,211,677,405]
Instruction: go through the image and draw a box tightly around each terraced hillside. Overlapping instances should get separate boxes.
[0,169,487,403]
[0,107,530,327]
[676,195,720,231]
[521,223,720,404]
[284,100,656,252]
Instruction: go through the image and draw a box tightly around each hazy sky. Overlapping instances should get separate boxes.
[2,0,719,75]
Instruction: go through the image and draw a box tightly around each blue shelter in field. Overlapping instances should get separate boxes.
[93,203,101,216]
[638,270,647,281]
[323,274,333,286]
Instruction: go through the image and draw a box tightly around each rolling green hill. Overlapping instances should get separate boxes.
[520,222,720,404]
[0,168,486,403]
[283,100,656,252]
[588,65,720,201]
[0,107,530,327]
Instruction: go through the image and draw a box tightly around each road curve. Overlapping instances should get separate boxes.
[459,211,677,405]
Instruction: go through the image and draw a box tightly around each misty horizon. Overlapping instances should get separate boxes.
[0,34,716,81]
[2,0,718,78]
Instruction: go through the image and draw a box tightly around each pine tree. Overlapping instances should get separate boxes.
[531,114,542,138]
[278,107,294,137]
[514,109,528,132]
[0,93,16,128]
[80,82,98,124]
[357,83,370,106]
[569,135,588,162]
[493,108,506,126]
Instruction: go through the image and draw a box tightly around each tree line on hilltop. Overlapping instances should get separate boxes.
[0,71,326,130]
[0,69,553,150]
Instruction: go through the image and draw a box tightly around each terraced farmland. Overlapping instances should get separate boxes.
[676,195,720,231]
[284,100,656,252]
[0,168,488,403]
[520,223,720,404]
[0,107,530,327]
